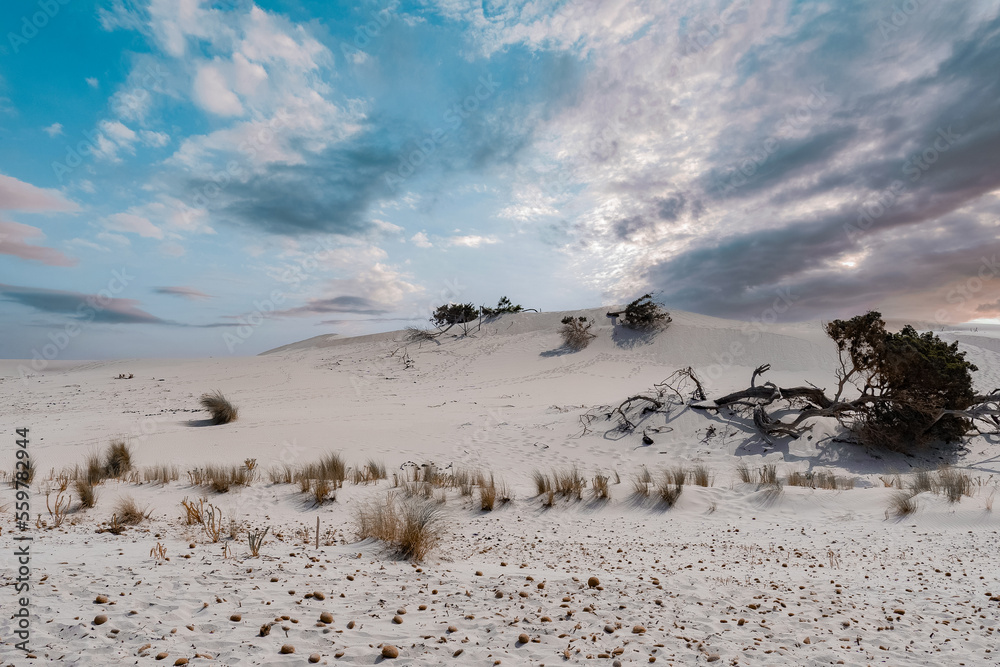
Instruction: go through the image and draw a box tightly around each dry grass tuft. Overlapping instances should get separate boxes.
[736,462,753,484]
[354,495,442,561]
[143,464,179,485]
[632,466,652,498]
[690,465,712,487]
[268,464,295,485]
[656,468,684,507]
[886,491,918,519]
[531,470,551,496]
[311,479,335,506]
[103,438,133,478]
[938,467,972,503]
[479,474,497,511]
[199,390,239,425]
[351,459,387,485]
[189,465,254,493]
[554,467,586,500]
[76,479,97,508]
[299,453,347,488]
[181,496,206,525]
[591,473,611,500]
[84,451,103,485]
[115,495,151,525]
[758,463,778,486]
[908,470,935,495]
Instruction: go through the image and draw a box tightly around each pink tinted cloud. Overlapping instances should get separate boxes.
[153,286,213,300]
[0,174,79,212]
[0,220,77,267]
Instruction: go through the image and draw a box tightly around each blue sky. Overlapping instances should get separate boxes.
[2,0,1000,359]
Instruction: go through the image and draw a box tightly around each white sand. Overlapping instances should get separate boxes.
[1,308,998,665]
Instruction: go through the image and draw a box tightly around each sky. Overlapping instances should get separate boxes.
[2,0,1000,360]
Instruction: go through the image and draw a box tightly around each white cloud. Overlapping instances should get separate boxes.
[411,231,433,248]
[86,77,99,88]
[447,234,500,248]
[104,212,164,239]
[193,62,245,117]
[140,130,170,147]
[43,123,63,137]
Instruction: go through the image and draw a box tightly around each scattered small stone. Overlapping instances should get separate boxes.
[155,653,168,661]
[632,625,646,634]
[454,649,464,657]
[230,614,241,622]
[518,633,530,644]
[392,615,404,624]
[95,595,108,604]
[320,612,333,624]
[314,591,326,600]
[381,645,399,659]
[308,654,321,664]
[347,620,356,629]
[448,625,458,633]
[93,615,108,626]
[588,576,600,588]
[279,645,295,654]
[173,660,188,666]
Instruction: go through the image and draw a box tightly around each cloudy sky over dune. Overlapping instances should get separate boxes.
[2,0,1000,358]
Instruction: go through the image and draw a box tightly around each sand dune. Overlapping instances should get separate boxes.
[2,309,998,665]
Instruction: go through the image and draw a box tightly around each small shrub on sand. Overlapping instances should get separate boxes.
[886,491,918,519]
[199,390,239,425]
[75,479,96,509]
[354,495,442,561]
[619,294,671,331]
[115,495,151,525]
[247,526,269,557]
[559,316,597,350]
[103,438,133,478]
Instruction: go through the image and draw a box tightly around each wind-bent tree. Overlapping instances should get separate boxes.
[687,311,999,451]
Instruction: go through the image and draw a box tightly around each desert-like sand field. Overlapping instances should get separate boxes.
[2,309,999,665]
